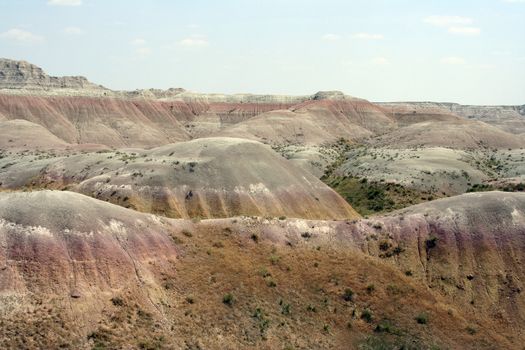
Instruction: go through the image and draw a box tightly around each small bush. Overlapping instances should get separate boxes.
[379,240,391,251]
[279,300,291,315]
[223,293,234,306]
[426,236,438,249]
[258,267,271,278]
[270,255,280,265]
[415,313,428,324]
[361,309,373,323]
[466,326,477,335]
[266,279,277,287]
[110,297,124,307]
[342,288,354,302]
[375,320,394,333]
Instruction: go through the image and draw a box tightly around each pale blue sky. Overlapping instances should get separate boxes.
[0,0,524,104]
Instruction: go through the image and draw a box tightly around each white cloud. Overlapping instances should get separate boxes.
[424,15,473,27]
[492,50,511,56]
[477,64,496,69]
[448,26,480,36]
[424,16,480,37]
[322,33,341,41]
[64,26,84,35]
[136,47,151,57]
[48,0,82,6]
[0,28,44,44]
[441,56,466,65]
[131,38,146,46]
[372,57,389,65]
[353,33,384,40]
[179,36,209,47]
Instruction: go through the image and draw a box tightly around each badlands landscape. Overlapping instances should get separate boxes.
[1,58,525,350]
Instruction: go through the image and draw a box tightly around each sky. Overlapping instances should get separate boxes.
[0,0,524,105]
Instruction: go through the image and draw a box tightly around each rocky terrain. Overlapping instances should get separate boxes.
[1,58,525,349]
[1,190,524,349]
[0,137,357,220]
[0,58,108,94]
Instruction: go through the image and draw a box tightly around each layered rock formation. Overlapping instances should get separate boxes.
[217,97,395,146]
[0,190,523,349]
[0,137,359,220]
[380,102,525,135]
[0,58,108,94]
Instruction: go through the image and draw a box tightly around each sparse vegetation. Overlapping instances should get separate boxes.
[181,229,193,237]
[110,297,125,307]
[222,293,234,306]
[426,236,438,250]
[342,288,354,302]
[415,313,428,324]
[322,175,430,215]
[361,309,373,323]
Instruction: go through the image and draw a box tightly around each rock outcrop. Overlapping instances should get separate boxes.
[0,58,108,93]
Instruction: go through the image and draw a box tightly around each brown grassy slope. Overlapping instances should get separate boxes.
[1,190,523,349]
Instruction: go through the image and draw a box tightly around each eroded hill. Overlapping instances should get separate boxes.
[0,137,358,220]
[0,190,523,349]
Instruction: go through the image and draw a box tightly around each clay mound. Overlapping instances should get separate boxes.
[450,104,525,134]
[0,119,69,149]
[379,192,525,337]
[217,96,395,146]
[249,191,525,346]
[292,96,396,134]
[74,138,359,219]
[337,147,489,195]
[0,94,192,147]
[0,190,519,349]
[383,103,461,126]
[380,102,525,134]
[0,138,358,220]
[0,190,178,323]
[372,118,524,149]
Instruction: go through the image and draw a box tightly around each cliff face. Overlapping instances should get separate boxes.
[0,58,107,92]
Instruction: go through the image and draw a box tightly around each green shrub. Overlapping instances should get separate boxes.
[342,288,354,302]
[110,297,124,307]
[415,313,428,324]
[361,309,373,323]
[222,293,234,306]
[426,236,438,249]
[466,326,477,335]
